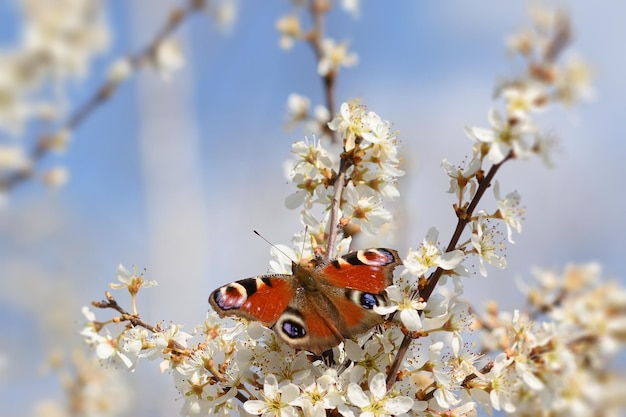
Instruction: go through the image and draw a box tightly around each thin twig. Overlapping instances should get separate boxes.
[461,361,494,387]
[385,331,414,391]
[308,0,339,145]
[326,157,351,259]
[93,291,173,340]
[92,290,252,404]
[305,0,346,259]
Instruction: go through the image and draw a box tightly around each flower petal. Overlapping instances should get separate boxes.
[369,373,387,400]
[347,383,370,408]
[438,249,464,270]
[400,308,423,331]
[243,400,266,415]
[384,396,414,414]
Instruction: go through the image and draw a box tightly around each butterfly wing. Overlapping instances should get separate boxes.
[272,248,401,354]
[209,275,294,327]
[209,272,349,354]
[317,248,401,293]
[273,290,346,354]
[209,248,402,355]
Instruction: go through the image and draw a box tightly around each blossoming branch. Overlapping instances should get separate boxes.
[77,3,623,417]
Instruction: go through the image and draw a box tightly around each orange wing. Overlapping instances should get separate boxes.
[317,248,401,293]
[209,275,294,326]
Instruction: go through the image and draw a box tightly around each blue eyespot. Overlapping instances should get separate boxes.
[282,320,307,339]
[360,292,378,309]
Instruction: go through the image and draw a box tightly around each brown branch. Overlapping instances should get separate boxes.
[303,0,346,259]
[385,331,415,391]
[0,0,206,192]
[420,155,510,303]
[93,291,166,336]
[386,154,512,388]
[325,156,351,259]
[92,290,251,405]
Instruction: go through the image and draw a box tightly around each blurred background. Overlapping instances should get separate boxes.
[0,0,624,415]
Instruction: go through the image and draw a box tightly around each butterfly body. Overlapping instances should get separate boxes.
[209,248,401,354]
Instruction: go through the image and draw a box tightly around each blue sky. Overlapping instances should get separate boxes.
[1,1,625,415]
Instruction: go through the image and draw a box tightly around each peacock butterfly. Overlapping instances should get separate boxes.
[208,248,401,355]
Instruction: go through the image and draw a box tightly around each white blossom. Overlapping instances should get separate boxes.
[404,227,465,277]
[244,374,301,417]
[470,219,507,276]
[465,108,534,164]
[494,181,524,243]
[317,38,358,76]
[346,373,413,417]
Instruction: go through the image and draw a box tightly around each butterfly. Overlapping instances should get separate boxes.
[209,248,401,355]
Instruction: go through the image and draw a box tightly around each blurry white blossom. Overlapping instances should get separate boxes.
[0,0,109,134]
[152,38,185,80]
[493,181,524,243]
[317,38,358,76]
[276,14,302,50]
[465,108,534,164]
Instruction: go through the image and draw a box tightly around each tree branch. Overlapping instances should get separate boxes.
[1,0,206,192]
[386,153,511,388]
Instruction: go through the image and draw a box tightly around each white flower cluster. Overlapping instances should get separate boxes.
[424,7,589,282]
[81,263,465,415]
[81,260,626,416]
[464,6,591,168]
[285,101,404,244]
[277,2,360,142]
[469,263,626,416]
[32,350,132,417]
[0,0,109,195]
[0,0,109,136]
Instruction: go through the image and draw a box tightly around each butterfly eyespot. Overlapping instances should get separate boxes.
[212,282,248,311]
[276,310,307,340]
[340,248,396,267]
[357,248,396,266]
[282,320,306,338]
[360,292,379,309]
[347,289,386,310]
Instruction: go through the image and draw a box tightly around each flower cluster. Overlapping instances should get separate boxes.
[81,262,626,416]
[0,0,109,136]
[82,265,471,416]
[0,0,239,196]
[277,2,360,141]
[276,3,359,78]
[466,6,592,168]
[33,350,132,417]
[469,263,626,416]
[0,0,108,194]
[286,101,403,247]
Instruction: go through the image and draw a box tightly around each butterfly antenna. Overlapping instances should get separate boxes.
[253,230,296,263]
[301,225,309,258]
